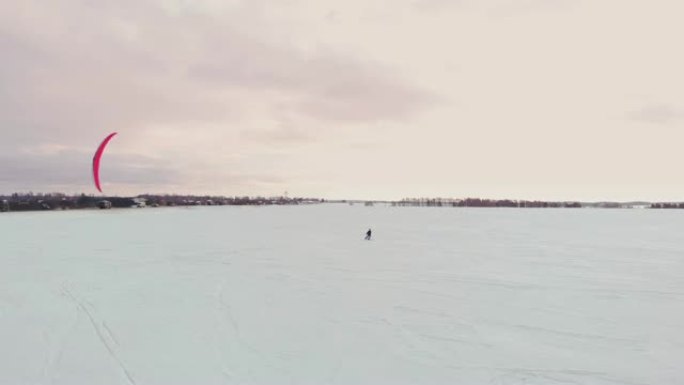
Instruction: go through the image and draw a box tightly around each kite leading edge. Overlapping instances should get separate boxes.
[92,132,117,193]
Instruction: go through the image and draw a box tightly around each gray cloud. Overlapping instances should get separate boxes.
[628,104,682,125]
[239,121,314,145]
[0,148,180,190]
[0,0,437,193]
[412,0,467,11]
[187,39,435,123]
[412,0,577,14]
[0,145,291,195]
[1,1,434,140]
[489,0,578,15]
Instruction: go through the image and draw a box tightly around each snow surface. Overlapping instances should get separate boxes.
[1,204,683,385]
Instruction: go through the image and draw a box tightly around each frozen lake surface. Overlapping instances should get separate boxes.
[1,204,683,384]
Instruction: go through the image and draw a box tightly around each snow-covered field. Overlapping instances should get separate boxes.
[1,204,682,385]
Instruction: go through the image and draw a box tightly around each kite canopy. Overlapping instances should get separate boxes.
[92,132,117,193]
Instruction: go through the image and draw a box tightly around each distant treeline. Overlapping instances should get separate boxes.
[650,203,684,209]
[393,198,582,208]
[393,198,684,209]
[136,194,322,207]
[3,193,684,213]
[0,192,323,212]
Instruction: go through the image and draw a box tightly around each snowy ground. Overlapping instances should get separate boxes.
[1,204,683,385]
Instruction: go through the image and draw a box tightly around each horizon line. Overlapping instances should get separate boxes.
[1,191,682,204]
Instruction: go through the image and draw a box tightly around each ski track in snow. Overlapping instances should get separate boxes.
[508,323,640,346]
[61,284,136,385]
[213,280,296,384]
[496,367,654,385]
[213,281,240,381]
[40,293,81,385]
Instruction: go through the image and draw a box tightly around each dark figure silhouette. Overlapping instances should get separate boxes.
[365,229,372,240]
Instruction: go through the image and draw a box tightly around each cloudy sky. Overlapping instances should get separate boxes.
[2,0,683,200]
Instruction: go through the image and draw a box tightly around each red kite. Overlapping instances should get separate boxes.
[92,132,117,193]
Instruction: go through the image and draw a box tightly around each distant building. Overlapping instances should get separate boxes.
[1,200,9,212]
[97,200,112,209]
[132,198,147,208]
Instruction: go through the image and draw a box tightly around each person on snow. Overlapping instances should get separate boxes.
[365,228,372,240]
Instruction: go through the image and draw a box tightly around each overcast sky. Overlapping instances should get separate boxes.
[2,0,683,200]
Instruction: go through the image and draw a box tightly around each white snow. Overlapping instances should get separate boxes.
[1,204,683,384]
